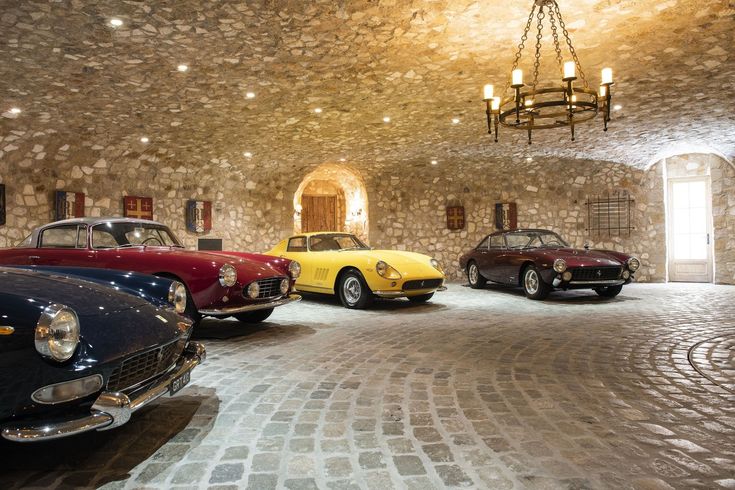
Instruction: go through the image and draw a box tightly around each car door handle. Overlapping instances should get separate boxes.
[28,255,40,260]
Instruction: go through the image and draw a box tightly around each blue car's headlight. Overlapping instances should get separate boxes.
[35,304,80,362]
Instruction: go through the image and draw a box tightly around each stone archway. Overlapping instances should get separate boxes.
[293,164,369,242]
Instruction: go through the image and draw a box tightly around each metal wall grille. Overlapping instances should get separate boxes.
[585,192,634,237]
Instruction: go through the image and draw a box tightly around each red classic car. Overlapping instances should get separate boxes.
[459,229,640,299]
[0,218,301,324]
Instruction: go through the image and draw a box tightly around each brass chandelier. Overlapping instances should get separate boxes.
[483,0,614,144]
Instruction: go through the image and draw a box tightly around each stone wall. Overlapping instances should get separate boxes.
[1,130,732,285]
[365,157,667,283]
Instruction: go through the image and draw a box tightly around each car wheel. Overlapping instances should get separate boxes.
[594,285,623,298]
[467,261,487,289]
[407,293,434,303]
[338,270,374,309]
[234,308,274,323]
[522,265,551,300]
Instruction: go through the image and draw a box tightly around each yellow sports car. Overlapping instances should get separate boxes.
[267,232,446,309]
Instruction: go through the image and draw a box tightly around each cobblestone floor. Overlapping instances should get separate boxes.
[1,283,734,489]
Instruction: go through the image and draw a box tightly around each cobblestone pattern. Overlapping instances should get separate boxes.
[1,283,733,489]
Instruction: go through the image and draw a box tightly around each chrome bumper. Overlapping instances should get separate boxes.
[1,342,206,443]
[198,293,301,316]
[568,279,625,286]
[373,286,447,298]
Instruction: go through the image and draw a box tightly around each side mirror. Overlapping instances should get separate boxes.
[584,242,591,250]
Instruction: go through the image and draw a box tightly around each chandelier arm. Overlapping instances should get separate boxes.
[532,7,545,92]
[553,1,589,88]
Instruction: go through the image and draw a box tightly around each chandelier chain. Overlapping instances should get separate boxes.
[547,8,565,77]
[532,8,545,92]
[553,1,589,88]
[505,5,536,95]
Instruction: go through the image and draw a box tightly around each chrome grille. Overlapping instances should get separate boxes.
[571,267,622,281]
[252,276,287,299]
[107,340,182,392]
[403,279,443,291]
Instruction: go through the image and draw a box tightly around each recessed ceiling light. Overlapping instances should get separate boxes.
[451,118,460,124]
[526,157,533,162]
[245,92,256,99]
[110,18,123,27]
[243,151,252,158]
[339,158,346,162]
[9,107,21,114]
[431,159,438,165]
[177,64,189,72]
[383,116,391,123]
[140,136,149,143]
[314,108,323,114]
[613,104,622,111]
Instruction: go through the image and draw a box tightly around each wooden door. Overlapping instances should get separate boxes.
[667,177,713,282]
[302,195,338,232]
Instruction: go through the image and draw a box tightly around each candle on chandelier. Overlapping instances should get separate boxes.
[491,97,501,112]
[601,67,613,85]
[483,84,494,100]
[512,69,523,86]
[599,85,607,97]
[563,61,576,80]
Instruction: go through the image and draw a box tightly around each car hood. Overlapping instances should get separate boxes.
[342,250,436,268]
[0,268,151,317]
[532,248,623,267]
[146,247,285,276]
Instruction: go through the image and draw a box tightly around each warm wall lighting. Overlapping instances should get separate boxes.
[140,136,149,143]
[245,92,256,99]
[177,64,189,72]
[9,107,21,114]
[314,108,322,114]
[451,118,460,124]
[383,116,391,123]
[243,151,253,158]
[430,160,438,165]
[110,18,123,27]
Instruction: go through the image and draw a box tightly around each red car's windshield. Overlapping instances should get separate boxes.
[91,222,184,249]
[505,231,568,249]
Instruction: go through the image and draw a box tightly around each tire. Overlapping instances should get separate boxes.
[522,265,551,300]
[594,285,623,298]
[467,261,487,289]
[338,270,374,309]
[234,308,274,323]
[408,293,434,303]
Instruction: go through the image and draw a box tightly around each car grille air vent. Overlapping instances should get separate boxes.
[250,277,287,299]
[571,267,622,281]
[403,279,443,291]
[107,340,183,392]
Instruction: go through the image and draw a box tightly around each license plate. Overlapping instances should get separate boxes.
[169,369,191,396]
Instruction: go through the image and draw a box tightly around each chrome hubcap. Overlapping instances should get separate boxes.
[524,269,539,294]
[469,264,479,284]
[343,277,361,304]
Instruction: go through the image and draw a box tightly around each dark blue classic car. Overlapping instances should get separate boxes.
[0,266,206,442]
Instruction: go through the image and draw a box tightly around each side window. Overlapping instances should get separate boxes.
[40,226,83,248]
[16,234,34,248]
[476,236,489,250]
[92,228,118,249]
[287,237,307,252]
[489,235,505,249]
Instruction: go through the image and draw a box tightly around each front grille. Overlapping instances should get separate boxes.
[571,267,622,281]
[253,276,287,299]
[403,278,443,291]
[107,340,183,392]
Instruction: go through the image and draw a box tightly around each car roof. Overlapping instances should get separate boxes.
[35,217,164,229]
[490,228,555,234]
[290,231,356,238]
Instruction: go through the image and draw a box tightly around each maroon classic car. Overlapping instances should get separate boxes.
[0,218,301,324]
[459,229,640,299]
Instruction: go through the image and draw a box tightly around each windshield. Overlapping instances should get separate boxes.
[308,234,369,251]
[91,222,183,249]
[505,231,568,249]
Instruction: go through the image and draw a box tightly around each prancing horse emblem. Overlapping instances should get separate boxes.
[596,270,602,277]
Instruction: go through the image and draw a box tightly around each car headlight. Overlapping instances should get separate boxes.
[280,278,290,295]
[247,282,260,299]
[430,258,443,273]
[553,259,567,273]
[376,260,402,280]
[627,257,640,272]
[219,264,238,287]
[288,260,301,279]
[35,304,80,362]
[168,281,187,314]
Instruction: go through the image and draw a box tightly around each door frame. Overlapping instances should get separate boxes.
[666,175,714,283]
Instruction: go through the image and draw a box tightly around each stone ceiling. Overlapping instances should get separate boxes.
[1,0,733,175]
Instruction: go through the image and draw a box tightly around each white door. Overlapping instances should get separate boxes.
[668,177,713,282]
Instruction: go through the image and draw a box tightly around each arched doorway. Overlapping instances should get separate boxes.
[293,164,369,242]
